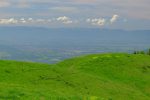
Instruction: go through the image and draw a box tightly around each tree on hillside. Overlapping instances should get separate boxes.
[147,49,150,55]
[140,51,145,54]
[133,51,137,54]
[133,49,150,55]
[133,50,145,54]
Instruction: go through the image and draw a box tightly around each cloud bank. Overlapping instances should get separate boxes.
[0,0,149,29]
[86,15,119,26]
[0,14,119,26]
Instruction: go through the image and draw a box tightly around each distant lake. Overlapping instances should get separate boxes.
[0,27,150,63]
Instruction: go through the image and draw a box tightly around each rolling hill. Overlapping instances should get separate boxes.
[0,53,150,100]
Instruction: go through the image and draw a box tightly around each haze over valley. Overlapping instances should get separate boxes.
[0,27,150,63]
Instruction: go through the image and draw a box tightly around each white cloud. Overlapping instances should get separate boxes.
[57,16,68,21]
[56,16,73,24]
[87,18,106,26]
[110,14,119,24]
[20,18,26,23]
[0,18,53,25]
[8,18,18,24]
[86,14,119,26]
[0,18,18,24]
[28,18,34,22]
[0,15,119,26]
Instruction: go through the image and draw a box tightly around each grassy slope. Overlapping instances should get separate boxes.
[0,53,150,100]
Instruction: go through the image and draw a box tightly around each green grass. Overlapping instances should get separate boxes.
[0,53,150,100]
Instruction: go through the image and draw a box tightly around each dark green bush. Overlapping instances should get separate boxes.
[133,48,150,55]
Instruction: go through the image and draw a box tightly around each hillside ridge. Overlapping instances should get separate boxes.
[0,53,150,100]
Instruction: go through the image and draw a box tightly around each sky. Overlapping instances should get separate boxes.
[0,0,150,30]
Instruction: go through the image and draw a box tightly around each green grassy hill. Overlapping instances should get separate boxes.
[0,53,150,100]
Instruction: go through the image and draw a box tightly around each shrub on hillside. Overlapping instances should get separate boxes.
[133,48,150,55]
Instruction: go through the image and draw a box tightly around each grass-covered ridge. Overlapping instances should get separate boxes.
[0,53,150,100]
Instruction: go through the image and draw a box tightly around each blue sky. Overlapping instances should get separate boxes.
[0,0,150,30]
